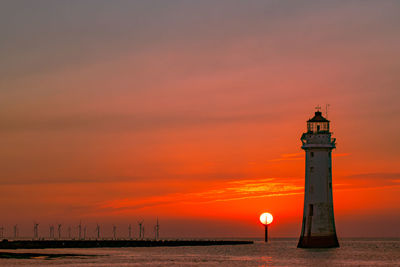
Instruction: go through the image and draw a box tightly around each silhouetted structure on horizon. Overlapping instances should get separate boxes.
[298,108,339,248]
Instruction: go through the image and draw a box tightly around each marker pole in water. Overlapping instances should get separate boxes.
[260,212,273,243]
[264,224,268,242]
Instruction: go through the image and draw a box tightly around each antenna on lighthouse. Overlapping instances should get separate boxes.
[325,104,330,118]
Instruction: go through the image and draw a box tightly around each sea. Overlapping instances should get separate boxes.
[0,238,399,266]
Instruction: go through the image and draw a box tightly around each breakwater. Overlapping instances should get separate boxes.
[0,239,253,249]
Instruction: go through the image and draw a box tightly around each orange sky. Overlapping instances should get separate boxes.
[0,1,399,238]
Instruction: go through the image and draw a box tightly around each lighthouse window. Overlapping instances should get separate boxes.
[308,121,330,133]
[308,204,313,216]
[310,167,314,172]
[311,152,314,157]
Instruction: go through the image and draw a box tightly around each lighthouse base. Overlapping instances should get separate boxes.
[297,235,339,248]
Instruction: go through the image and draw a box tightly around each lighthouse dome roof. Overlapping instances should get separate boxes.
[308,111,329,122]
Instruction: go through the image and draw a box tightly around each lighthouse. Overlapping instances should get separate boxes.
[297,109,339,248]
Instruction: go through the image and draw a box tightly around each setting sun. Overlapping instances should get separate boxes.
[259,212,273,225]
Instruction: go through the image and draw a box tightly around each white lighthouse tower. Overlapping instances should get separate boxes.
[298,109,339,248]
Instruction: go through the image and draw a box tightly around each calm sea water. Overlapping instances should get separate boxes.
[1,238,399,266]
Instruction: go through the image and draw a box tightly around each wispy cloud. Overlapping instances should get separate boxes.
[269,152,303,162]
[336,172,400,190]
[269,152,349,162]
[99,178,302,213]
[346,172,400,180]
[333,153,350,157]
[97,172,400,214]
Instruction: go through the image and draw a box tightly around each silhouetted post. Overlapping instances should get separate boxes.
[264,224,268,242]
[259,212,273,243]
[128,224,132,240]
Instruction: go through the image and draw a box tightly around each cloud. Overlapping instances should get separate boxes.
[99,177,302,213]
[346,173,400,180]
[333,153,349,157]
[336,172,400,190]
[269,152,303,162]
[269,152,349,162]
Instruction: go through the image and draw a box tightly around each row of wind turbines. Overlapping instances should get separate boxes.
[0,219,160,241]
